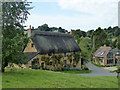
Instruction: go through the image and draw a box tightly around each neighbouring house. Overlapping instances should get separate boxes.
[110,49,120,65]
[22,26,81,70]
[93,45,120,65]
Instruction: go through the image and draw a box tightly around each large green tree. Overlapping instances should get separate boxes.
[2,2,32,72]
[92,27,107,50]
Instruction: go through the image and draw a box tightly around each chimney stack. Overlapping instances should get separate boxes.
[28,25,32,37]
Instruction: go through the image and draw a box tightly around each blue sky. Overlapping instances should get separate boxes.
[25,0,119,31]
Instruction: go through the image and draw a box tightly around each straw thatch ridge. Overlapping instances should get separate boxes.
[31,31,81,54]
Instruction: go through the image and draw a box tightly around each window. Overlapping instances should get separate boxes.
[48,53,52,56]
[116,52,119,55]
[73,65,76,67]
[107,52,113,58]
[29,66,31,68]
[64,53,66,57]
[101,52,104,55]
[49,62,52,65]
[31,43,34,47]
[64,60,67,65]
[97,52,101,55]
[73,52,75,54]
[41,63,45,70]
[107,59,113,64]
[64,60,67,68]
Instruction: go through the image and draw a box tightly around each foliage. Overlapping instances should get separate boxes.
[73,26,120,66]
[2,2,32,72]
[38,24,49,31]
[51,54,63,70]
[91,61,104,67]
[112,66,120,73]
[73,29,87,39]
[81,65,89,70]
[117,36,120,49]
[41,56,51,65]
[41,54,64,70]
[35,24,67,33]
[92,27,107,49]
[73,53,81,64]
[67,54,72,64]
[86,30,94,38]
[79,37,92,62]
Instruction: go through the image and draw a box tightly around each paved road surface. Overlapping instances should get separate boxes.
[76,62,117,77]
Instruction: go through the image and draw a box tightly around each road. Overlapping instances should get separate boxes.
[76,62,117,77]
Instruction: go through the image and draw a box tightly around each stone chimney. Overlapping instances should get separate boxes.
[28,25,32,37]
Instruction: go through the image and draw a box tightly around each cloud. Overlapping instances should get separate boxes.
[25,12,117,31]
[58,0,118,14]
[25,0,118,31]
[27,0,59,2]
[57,0,118,30]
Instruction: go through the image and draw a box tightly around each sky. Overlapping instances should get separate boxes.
[24,0,119,31]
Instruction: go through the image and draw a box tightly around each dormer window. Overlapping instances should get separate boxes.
[48,53,52,56]
[116,52,119,55]
[73,52,75,54]
[64,52,66,57]
[31,43,34,47]
[101,52,104,55]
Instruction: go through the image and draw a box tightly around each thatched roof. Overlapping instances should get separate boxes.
[31,31,81,54]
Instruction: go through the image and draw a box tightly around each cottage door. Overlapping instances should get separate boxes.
[41,63,45,70]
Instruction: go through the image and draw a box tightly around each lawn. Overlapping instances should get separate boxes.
[2,69,118,88]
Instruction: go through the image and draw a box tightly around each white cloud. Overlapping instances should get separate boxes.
[58,0,118,14]
[27,0,59,2]
[57,0,118,30]
[24,0,118,31]
[25,12,117,31]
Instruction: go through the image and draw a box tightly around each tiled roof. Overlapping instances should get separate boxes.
[94,46,111,58]
[23,52,38,62]
[110,49,120,56]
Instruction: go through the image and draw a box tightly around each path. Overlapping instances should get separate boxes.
[76,62,117,77]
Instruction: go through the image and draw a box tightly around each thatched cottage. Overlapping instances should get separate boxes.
[23,26,81,70]
[93,46,120,65]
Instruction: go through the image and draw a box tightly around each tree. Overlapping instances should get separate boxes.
[38,24,49,31]
[58,27,66,33]
[2,2,32,72]
[81,31,87,37]
[87,30,94,38]
[92,27,107,49]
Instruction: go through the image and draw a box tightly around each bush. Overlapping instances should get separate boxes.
[81,65,89,70]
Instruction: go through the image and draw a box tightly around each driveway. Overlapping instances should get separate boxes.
[76,62,117,77]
